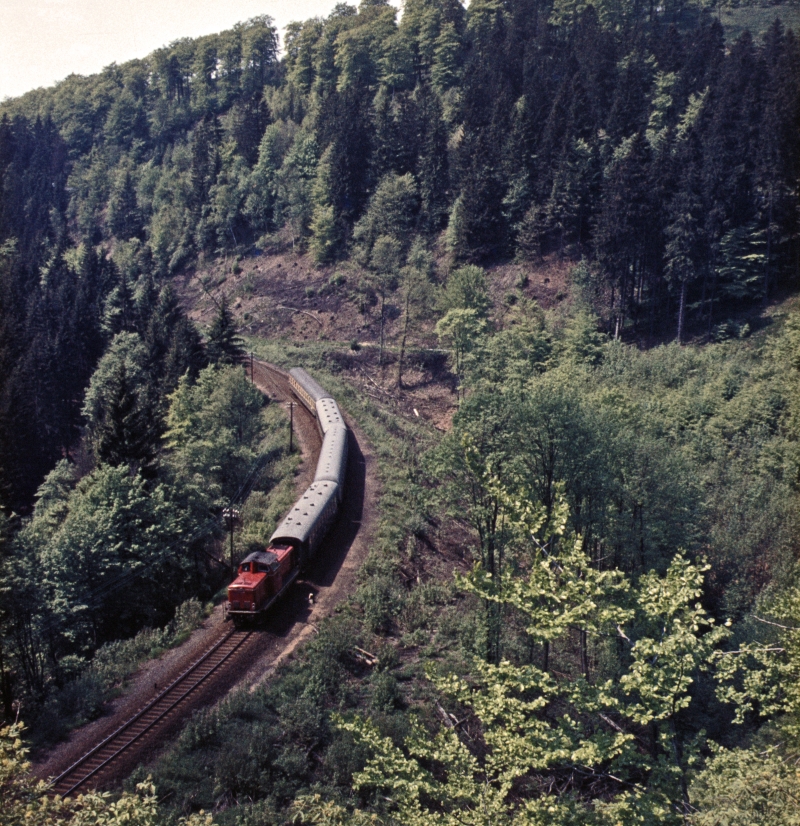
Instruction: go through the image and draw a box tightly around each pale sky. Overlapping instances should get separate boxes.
[0,0,401,102]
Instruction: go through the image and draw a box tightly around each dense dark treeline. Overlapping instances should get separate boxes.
[0,4,796,351]
[0,115,99,508]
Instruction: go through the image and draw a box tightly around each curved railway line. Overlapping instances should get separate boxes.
[38,359,378,797]
[51,630,252,797]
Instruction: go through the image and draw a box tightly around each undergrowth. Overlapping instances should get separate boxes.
[30,599,210,751]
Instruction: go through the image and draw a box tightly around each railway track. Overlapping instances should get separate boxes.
[51,630,252,798]
[38,361,353,795]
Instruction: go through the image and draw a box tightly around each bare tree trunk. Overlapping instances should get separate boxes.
[670,719,692,820]
[379,287,386,366]
[764,187,773,306]
[677,278,687,342]
[398,293,410,388]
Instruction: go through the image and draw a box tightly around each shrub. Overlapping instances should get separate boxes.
[357,576,403,634]
[370,671,401,711]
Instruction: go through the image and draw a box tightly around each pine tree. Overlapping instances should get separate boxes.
[92,360,157,468]
[206,296,245,365]
[416,84,450,232]
[107,169,142,240]
[664,166,705,341]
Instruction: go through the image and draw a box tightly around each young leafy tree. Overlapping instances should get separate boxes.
[427,391,518,662]
[435,308,487,393]
[370,234,402,365]
[397,239,434,388]
[163,365,265,510]
[439,264,491,318]
[306,490,729,826]
[473,300,553,391]
[689,746,800,826]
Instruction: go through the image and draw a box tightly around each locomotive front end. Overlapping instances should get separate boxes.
[226,547,298,621]
[227,550,274,616]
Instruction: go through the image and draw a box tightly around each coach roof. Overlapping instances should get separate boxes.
[289,368,333,404]
[269,481,339,546]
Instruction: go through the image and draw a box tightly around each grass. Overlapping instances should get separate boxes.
[719,2,800,39]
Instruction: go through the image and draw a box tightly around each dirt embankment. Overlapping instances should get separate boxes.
[176,249,574,432]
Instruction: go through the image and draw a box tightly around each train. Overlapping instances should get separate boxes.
[226,368,347,622]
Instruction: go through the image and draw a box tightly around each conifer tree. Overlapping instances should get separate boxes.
[205,296,245,365]
[664,163,705,341]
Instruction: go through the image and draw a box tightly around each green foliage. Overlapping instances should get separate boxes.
[28,599,208,747]
[397,238,436,387]
[34,464,191,647]
[357,575,404,634]
[439,265,491,318]
[353,173,419,263]
[716,223,768,302]
[324,492,729,825]
[275,129,319,248]
[82,332,158,467]
[163,364,265,508]
[435,308,487,385]
[689,746,800,826]
[558,307,607,366]
[138,613,365,812]
[206,296,245,365]
[1,723,214,826]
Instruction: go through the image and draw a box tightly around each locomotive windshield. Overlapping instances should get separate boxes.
[240,550,279,574]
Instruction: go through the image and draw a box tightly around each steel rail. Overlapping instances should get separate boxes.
[51,629,251,797]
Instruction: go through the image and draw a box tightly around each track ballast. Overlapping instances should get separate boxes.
[51,630,252,797]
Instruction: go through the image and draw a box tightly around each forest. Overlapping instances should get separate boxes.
[1,0,800,823]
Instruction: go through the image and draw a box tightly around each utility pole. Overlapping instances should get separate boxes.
[289,402,294,452]
[223,507,238,575]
